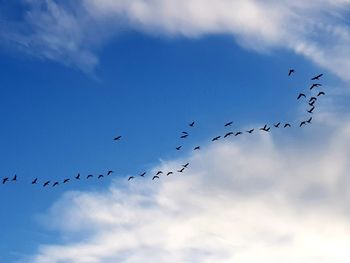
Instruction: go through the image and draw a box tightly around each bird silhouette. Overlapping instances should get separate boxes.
[260,125,270,132]
[212,136,221,141]
[284,123,291,128]
[63,179,70,184]
[140,172,146,177]
[107,171,114,176]
[300,121,306,127]
[224,132,234,138]
[166,172,173,176]
[75,173,81,180]
[317,91,325,96]
[297,93,306,100]
[113,136,122,141]
[309,101,315,107]
[274,122,280,128]
[189,121,195,127]
[156,171,163,175]
[307,117,312,124]
[310,83,321,90]
[288,69,295,76]
[43,181,50,187]
[194,146,200,150]
[176,146,182,150]
[235,131,243,136]
[311,74,323,80]
[180,134,188,139]
[152,175,159,180]
[307,106,315,113]
[98,174,104,179]
[177,168,185,173]
[224,122,233,127]
[87,174,93,179]
[32,178,38,184]
[246,129,254,133]
[182,163,190,168]
[182,131,188,135]
[12,175,17,182]
[2,177,9,184]
[53,182,59,187]
[128,176,134,181]
[309,97,317,102]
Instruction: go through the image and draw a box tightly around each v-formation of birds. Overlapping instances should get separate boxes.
[1,71,325,188]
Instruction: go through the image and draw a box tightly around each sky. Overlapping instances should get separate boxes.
[0,1,350,262]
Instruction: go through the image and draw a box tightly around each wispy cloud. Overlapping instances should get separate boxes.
[21,117,350,263]
[1,0,350,77]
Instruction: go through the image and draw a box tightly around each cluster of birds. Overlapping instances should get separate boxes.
[1,70,325,188]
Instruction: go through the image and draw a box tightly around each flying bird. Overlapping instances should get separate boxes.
[52,182,59,187]
[107,170,114,176]
[309,101,315,107]
[274,122,281,128]
[194,146,200,150]
[307,106,315,113]
[2,177,9,184]
[189,121,195,127]
[140,172,146,177]
[297,93,306,100]
[317,91,325,96]
[98,174,104,179]
[113,136,122,141]
[31,178,38,184]
[284,123,291,128]
[75,173,81,180]
[260,125,270,132]
[182,163,190,168]
[224,132,234,138]
[309,97,317,102]
[224,121,233,127]
[180,134,188,139]
[12,175,17,181]
[63,179,70,184]
[43,181,50,187]
[128,176,134,181]
[307,117,312,124]
[176,146,182,150]
[152,175,159,180]
[310,83,322,90]
[212,136,221,141]
[182,131,188,135]
[177,168,185,173]
[311,74,323,80]
[246,129,254,134]
[166,172,173,176]
[235,131,243,136]
[87,174,93,179]
[156,171,163,175]
[300,121,307,127]
[288,69,295,76]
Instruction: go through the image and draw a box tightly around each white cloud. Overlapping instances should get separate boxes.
[1,0,350,77]
[21,118,350,263]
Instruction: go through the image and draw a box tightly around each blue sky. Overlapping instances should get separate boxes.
[0,1,350,263]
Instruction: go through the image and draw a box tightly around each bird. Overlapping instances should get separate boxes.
[260,125,270,132]
[182,131,188,135]
[31,178,38,184]
[107,170,114,176]
[189,121,195,127]
[212,136,221,141]
[224,132,234,138]
[113,136,122,141]
[224,121,233,127]
[52,182,59,187]
[284,123,291,128]
[311,74,323,80]
[128,176,134,181]
[317,91,325,96]
[310,83,322,90]
[309,97,317,102]
[98,174,104,179]
[288,69,295,76]
[152,175,159,180]
[180,134,188,139]
[307,106,315,113]
[194,146,200,150]
[87,174,93,179]
[182,163,190,168]
[177,168,185,173]
[166,172,173,176]
[2,177,9,184]
[43,181,50,187]
[246,129,254,134]
[297,93,306,100]
[156,171,163,175]
[306,117,312,124]
[75,173,81,180]
[140,172,146,177]
[235,131,243,136]
[176,146,182,150]
[309,101,315,107]
[300,121,306,127]
[12,175,17,182]
[274,122,280,128]
[63,179,70,184]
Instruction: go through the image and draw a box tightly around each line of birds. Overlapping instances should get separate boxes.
[1,71,325,188]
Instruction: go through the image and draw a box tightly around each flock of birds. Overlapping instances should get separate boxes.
[1,70,325,188]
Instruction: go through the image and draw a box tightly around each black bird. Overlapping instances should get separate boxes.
[307,117,312,124]
[107,170,114,176]
[310,83,322,90]
[2,177,9,184]
[274,122,280,128]
[180,134,188,139]
[246,129,254,134]
[300,121,307,127]
[98,174,104,179]
[176,146,182,150]
[177,168,185,173]
[53,182,59,187]
[288,69,295,76]
[235,132,243,136]
[87,174,93,179]
[212,136,221,141]
[156,171,163,175]
[284,123,291,128]
[309,97,317,102]
[75,173,81,180]
[317,91,325,96]
[12,175,17,182]
[189,121,195,127]
[140,172,146,177]
[113,136,122,141]
[63,179,70,184]
[307,106,315,113]
[182,131,188,135]
[297,93,306,100]
[43,181,50,187]
[152,175,159,180]
[309,101,315,107]
[128,176,134,181]
[166,172,173,176]
[224,132,234,138]
[32,178,38,184]
[194,146,200,150]
[260,125,270,132]
[311,74,323,80]
[224,121,233,127]
[182,163,190,168]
